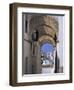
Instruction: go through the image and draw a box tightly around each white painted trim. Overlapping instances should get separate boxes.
[17,7,70,83]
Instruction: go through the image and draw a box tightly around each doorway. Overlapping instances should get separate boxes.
[40,43,55,74]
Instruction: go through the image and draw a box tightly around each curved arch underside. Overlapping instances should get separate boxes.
[38,35,56,47]
[29,15,58,45]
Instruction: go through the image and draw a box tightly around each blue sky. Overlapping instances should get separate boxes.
[41,43,54,53]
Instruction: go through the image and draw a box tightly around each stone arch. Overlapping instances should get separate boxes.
[38,35,56,47]
[29,15,58,40]
[28,14,59,73]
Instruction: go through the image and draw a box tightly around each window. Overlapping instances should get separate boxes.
[25,57,28,74]
[25,15,28,33]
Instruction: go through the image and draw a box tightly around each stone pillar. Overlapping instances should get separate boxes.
[36,42,42,73]
[31,41,42,74]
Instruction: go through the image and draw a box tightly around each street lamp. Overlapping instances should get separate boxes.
[32,30,39,41]
[54,34,59,73]
[31,30,39,55]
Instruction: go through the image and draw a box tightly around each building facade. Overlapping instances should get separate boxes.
[22,14,63,75]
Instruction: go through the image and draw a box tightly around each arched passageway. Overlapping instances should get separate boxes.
[40,43,55,73]
[29,15,59,74]
[22,14,61,75]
